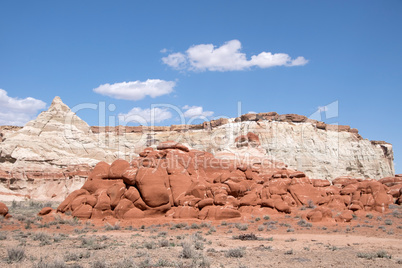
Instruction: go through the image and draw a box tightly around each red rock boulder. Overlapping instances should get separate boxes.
[136,166,170,208]
[157,141,189,152]
[0,202,9,217]
[38,207,53,216]
[108,159,130,179]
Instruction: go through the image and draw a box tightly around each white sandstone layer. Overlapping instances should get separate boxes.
[0,97,394,200]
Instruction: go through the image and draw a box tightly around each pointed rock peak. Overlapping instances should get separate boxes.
[20,95,91,135]
[51,96,63,104]
[48,96,71,113]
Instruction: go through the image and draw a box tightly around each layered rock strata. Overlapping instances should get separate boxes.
[0,97,116,200]
[0,97,395,200]
[91,112,394,181]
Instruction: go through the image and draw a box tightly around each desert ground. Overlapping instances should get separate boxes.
[0,200,401,268]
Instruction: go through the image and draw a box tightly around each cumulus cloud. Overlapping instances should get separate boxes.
[0,89,46,126]
[182,105,214,118]
[162,53,188,70]
[93,79,176,101]
[118,107,172,124]
[118,104,214,125]
[162,39,308,72]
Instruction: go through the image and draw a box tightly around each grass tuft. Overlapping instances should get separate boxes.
[6,247,25,263]
[225,247,245,258]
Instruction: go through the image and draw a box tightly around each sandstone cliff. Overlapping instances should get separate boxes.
[91,113,394,181]
[0,97,395,200]
[0,97,117,200]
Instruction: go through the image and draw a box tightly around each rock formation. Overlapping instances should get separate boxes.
[91,113,395,181]
[0,202,10,218]
[0,126,22,142]
[57,142,401,222]
[0,97,117,201]
[0,96,395,201]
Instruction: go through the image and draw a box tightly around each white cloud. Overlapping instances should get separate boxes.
[93,79,175,101]
[119,107,172,124]
[161,53,187,70]
[183,105,214,118]
[162,39,308,72]
[0,89,46,126]
[118,105,214,125]
[288,56,309,66]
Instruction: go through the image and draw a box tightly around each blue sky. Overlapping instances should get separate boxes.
[0,1,401,173]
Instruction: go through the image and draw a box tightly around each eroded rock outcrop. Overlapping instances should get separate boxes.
[91,113,394,181]
[0,96,395,201]
[0,97,117,201]
[57,142,401,222]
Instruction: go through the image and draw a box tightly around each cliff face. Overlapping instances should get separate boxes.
[0,97,117,201]
[0,97,395,200]
[91,118,394,181]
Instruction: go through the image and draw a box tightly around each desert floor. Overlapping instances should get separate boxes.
[0,201,401,268]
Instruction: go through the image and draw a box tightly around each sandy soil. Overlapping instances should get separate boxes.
[0,201,401,268]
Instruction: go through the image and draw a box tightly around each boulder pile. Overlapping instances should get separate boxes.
[57,141,402,222]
